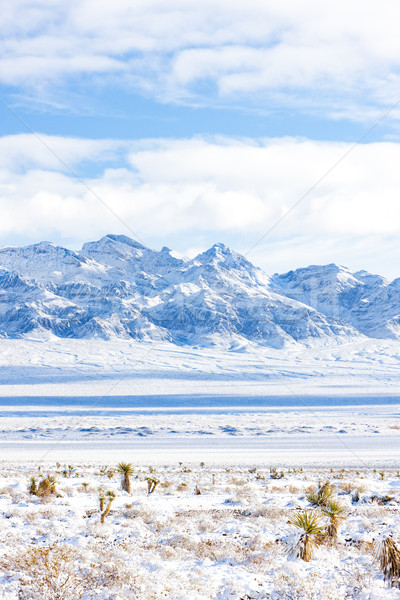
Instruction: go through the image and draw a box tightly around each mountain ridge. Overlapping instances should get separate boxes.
[0,235,398,348]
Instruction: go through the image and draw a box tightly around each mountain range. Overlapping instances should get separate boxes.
[0,234,398,348]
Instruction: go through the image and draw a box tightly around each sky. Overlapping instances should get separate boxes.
[1,0,400,278]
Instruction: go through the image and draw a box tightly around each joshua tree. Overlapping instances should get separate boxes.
[100,491,116,524]
[307,480,335,507]
[289,509,325,562]
[98,487,105,512]
[375,535,400,588]
[116,462,134,494]
[146,477,159,494]
[322,500,346,541]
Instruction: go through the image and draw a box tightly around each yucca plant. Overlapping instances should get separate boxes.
[28,476,38,495]
[321,500,346,540]
[146,477,159,494]
[270,467,284,479]
[100,491,116,524]
[307,480,334,507]
[289,509,326,561]
[116,462,134,494]
[375,535,400,588]
[48,475,57,495]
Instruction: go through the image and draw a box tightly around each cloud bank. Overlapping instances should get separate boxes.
[0,133,399,277]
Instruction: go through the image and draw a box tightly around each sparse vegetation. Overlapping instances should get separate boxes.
[3,463,400,599]
[270,467,284,479]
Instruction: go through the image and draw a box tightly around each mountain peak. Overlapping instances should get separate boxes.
[81,234,148,265]
[103,234,147,250]
[212,242,231,253]
[196,243,240,263]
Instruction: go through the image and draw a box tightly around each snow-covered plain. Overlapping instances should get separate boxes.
[1,337,399,466]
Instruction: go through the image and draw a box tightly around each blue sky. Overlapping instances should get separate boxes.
[1,0,400,278]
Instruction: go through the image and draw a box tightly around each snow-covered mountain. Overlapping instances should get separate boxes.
[0,234,397,347]
[271,264,400,341]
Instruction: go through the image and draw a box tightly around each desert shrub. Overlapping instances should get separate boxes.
[87,543,138,589]
[370,493,395,505]
[78,482,94,493]
[341,560,375,597]
[340,481,367,496]
[339,481,354,494]
[270,572,343,600]
[1,544,85,600]
[35,475,57,498]
[160,480,172,489]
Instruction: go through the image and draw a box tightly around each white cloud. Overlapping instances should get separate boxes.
[2,1,400,117]
[0,133,400,277]
[0,134,128,172]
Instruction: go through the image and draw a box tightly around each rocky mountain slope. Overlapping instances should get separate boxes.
[0,234,397,348]
[271,264,400,341]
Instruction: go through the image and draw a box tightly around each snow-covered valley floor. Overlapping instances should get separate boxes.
[0,337,400,466]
